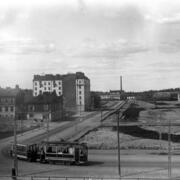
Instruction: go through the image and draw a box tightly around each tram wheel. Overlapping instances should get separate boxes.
[75,161,80,166]
[28,157,32,162]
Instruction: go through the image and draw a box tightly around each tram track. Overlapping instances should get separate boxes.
[22,100,127,144]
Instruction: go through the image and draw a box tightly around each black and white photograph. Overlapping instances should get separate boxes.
[0,0,180,179]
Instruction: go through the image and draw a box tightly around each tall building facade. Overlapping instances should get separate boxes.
[33,74,62,97]
[33,72,90,111]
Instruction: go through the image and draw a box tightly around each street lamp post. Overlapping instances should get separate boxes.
[117,111,121,177]
[79,103,82,120]
[101,109,102,124]
[168,119,172,178]
[46,114,50,141]
[13,104,18,178]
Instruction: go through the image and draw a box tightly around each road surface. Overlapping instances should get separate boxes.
[1,148,180,178]
[1,100,178,179]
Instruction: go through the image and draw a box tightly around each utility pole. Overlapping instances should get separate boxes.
[13,104,18,178]
[117,75,122,177]
[159,113,162,141]
[168,119,172,178]
[117,111,121,177]
[21,117,23,136]
[46,112,50,141]
[120,76,122,100]
[80,103,81,120]
[101,109,102,124]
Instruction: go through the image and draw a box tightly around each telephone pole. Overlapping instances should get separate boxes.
[46,112,50,141]
[168,119,172,178]
[120,76,122,100]
[117,111,121,177]
[13,105,18,178]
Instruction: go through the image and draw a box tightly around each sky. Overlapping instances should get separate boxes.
[1,0,180,91]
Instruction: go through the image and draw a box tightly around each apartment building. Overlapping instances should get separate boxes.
[33,72,91,111]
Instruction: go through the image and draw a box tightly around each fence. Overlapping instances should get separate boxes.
[1,176,180,180]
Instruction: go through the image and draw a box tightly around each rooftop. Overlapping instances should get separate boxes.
[0,86,20,97]
[33,72,89,81]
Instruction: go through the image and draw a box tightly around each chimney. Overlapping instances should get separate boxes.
[120,76,122,92]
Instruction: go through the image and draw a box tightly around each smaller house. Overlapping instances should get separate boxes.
[26,92,63,122]
[100,92,110,100]
[178,93,180,101]
[153,91,179,101]
[0,86,20,119]
[110,90,121,100]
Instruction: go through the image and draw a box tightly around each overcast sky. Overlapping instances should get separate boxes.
[1,0,180,91]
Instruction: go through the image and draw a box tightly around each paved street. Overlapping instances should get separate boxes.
[2,149,180,178]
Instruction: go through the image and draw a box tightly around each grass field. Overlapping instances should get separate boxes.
[79,100,180,152]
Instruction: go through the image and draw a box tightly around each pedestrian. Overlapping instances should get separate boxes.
[40,147,45,163]
[11,168,16,180]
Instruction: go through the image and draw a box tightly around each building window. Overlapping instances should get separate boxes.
[29,106,34,111]
[29,113,33,118]
[79,91,81,95]
[48,82,51,85]
[5,106,8,112]
[44,104,48,111]
[79,96,81,100]
[59,87,61,90]
[11,98,14,104]
[48,87,51,90]
[59,81,61,85]
[35,87,37,90]
[10,106,14,112]
[44,82,46,85]
[34,82,37,86]
[78,85,81,89]
[44,87,47,91]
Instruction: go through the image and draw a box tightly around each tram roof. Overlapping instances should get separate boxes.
[41,141,87,146]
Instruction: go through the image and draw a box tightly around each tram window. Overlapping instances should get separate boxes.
[79,149,85,155]
[57,147,63,153]
[17,145,26,152]
[47,146,52,153]
[68,147,74,154]
[63,148,68,153]
[47,146,56,153]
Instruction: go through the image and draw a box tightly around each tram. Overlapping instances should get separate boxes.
[39,141,88,165]
[10,141,88,165]
[10,143,38,162]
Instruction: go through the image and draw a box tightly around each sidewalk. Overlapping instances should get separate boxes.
[0,121,69,145]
